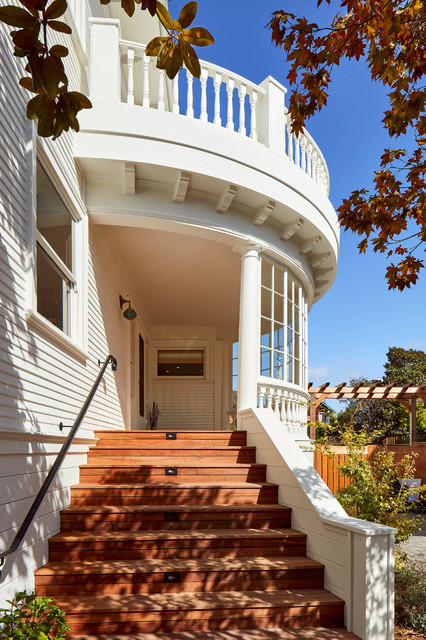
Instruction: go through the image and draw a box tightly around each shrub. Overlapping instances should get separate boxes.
[316,425,425,542]
[0,591,70,640]
[395,552,426,633]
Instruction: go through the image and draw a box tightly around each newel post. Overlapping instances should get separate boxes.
[89,18,121,103]
[236,243,262,412]
[257,76,287,153]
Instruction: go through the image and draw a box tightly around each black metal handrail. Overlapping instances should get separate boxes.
[0,355,117,580]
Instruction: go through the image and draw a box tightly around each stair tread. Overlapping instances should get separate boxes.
[62,504,290,514]
[94,431,246,435]
[36,556,322,575]
[69,629,360,640]
[54,589,343,612]
[50,528,306,542]
[74,482,276,489]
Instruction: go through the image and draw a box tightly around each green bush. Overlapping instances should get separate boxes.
[395,552,426,633]
[316,425,425,542]
[0,591,70,640]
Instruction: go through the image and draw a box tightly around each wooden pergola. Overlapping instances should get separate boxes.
[308,382,426,444]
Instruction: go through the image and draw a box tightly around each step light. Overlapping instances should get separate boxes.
[165,512,180,522]
[165,467,178,476]
[166,432,177,440]
[164,572,180,583]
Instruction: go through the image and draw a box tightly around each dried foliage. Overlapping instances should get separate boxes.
[268,1,426,290]
[0,0,213,138]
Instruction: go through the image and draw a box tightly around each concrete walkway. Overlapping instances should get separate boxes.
[398,514,426,562]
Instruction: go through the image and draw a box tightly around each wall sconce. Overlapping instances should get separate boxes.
[119,295,137,321]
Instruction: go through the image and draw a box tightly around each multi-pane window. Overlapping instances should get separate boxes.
[36,163,76,336]
[260,257,307,388]
[232,341,239,408]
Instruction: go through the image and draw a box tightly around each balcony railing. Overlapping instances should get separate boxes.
[118,40,329,195]
[89,27,329,196]
[257,383,309,441]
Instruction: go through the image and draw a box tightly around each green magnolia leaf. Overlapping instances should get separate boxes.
[182,26,214,47]
[19,76,37,92]
[11,28,37,52]
[27,94,40,118]
[68,91,92,109]
[49,44,68,56]
[156,2,173,30]
[178,1,197,29]
[0,6,37,28]
[45,0,67,19]
[47,19,71,33]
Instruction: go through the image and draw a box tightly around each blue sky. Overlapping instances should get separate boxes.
[193,0,426,392]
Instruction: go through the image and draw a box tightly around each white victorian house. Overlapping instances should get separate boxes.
[0,2,395,640]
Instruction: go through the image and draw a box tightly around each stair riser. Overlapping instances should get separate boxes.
[62,605,344,634]
[60,516,291,532]
[70,488,279,507]
[36,570,324,596]
[94,433,248,446]
[87,451,256,462]
[48,541,307,562]
[79,470,267,484]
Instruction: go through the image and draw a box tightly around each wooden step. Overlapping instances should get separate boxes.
[68,628,361,640]
[60,504,292,532]
[79,462,267,484]
[48,529,307,561]
[94,431,247,446]
[53,590,345,634]
[35,557,324,596]
[87,446,256,463]
[70,482,279,506]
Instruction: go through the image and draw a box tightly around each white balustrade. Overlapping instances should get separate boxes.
[257,383,310,441]
[115,39,330,195]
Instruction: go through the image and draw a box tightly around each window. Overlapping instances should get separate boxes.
[260,258,308,388]
[157,350,205,377]
[36,163,76,336]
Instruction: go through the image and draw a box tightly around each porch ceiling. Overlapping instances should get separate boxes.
[100,225,241,327]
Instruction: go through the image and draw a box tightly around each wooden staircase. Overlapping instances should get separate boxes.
[35,430,359,639]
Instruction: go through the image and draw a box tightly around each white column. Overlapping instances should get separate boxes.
[237,243,261,411]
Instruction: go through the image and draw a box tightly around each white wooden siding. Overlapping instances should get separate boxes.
[151,379,215,429]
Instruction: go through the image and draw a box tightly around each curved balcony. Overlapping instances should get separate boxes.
[75,18,340,302]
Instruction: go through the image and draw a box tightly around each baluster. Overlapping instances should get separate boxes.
[142,54,150,108]
[289,393,295,429]
[158,69,165,111]
[280,394,287,424]
[286,119,294,162]
[300,136,307,171]
[200,67,208,122]
[294,133,300,167]
[250,90,258,141]
[186,70,194,118]
[306,143,313,177]
[274,390,281,418]
[238,84,247,135]
[172,71,179,114]
[312,150,318,183]
[258,386,266,408]
[266,388,273,410]
[127,48,135,105]
[226,77,234,130]
[214,73,221,125]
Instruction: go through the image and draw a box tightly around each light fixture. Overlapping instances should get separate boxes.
[119,295,137,321]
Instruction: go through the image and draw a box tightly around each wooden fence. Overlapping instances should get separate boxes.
[314,443,426,495]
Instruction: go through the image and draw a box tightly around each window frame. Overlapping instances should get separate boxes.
[26,148,88,360]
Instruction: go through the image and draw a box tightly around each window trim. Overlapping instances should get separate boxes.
[27,148,88,355]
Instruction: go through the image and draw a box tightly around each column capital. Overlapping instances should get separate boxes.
[233,241,263,258]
